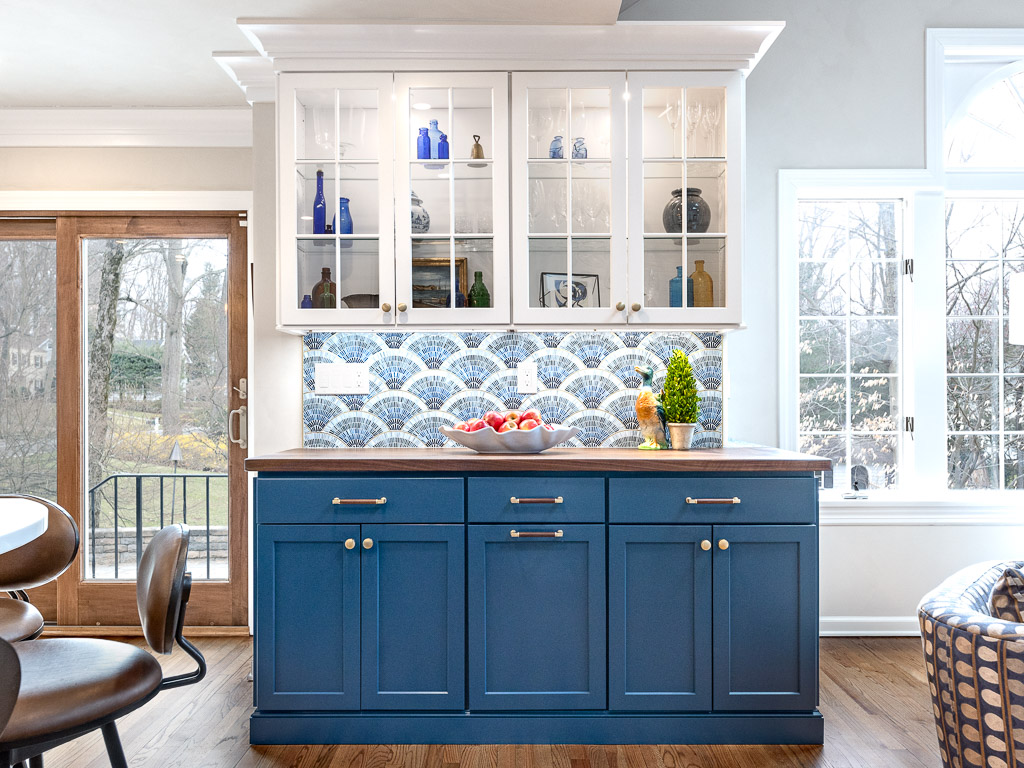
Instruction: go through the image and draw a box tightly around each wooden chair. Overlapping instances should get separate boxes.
[0,496,79,643]
[0,524,205,768]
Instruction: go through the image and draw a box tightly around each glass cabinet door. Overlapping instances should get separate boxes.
[395,73,510,325]
[279,72,395,328]
[627,72,741,325]
[511,73,628,325]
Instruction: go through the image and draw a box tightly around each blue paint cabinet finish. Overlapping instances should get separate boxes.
[468,524,606,710]
[251,468,822,744]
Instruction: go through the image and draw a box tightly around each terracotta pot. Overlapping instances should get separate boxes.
[667,422,696,450]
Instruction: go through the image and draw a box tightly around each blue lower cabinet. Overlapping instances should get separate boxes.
[256,524,361,711]
[608,525,712,711]
[712,524,818,711]
[468,524,606,710]
[360,524,465,710]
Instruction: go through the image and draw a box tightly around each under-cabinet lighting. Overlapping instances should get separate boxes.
[412,102,432,111]
[300,215,313,221]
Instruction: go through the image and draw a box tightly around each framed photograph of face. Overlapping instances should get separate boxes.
[539,272,601,308]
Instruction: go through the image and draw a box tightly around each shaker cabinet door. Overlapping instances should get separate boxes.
[360,524,466,710]
[468,524,606,710]
[608,525,712,711]
[712,524,818,711]
[255,524,361,711]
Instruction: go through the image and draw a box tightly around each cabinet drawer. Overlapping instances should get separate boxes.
[467,476,605,523]
[609,477,815,524]
[256,476,464,524]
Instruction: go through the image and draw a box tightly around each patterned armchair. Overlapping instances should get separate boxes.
[919,561,1024,768]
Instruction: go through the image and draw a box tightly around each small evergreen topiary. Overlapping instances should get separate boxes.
[662,349,700,424]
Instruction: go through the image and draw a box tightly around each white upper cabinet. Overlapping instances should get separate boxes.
[511,73,628,325]
[394,73,510,325]
[250,22,781,331]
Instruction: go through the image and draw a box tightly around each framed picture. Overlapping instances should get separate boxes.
[411,256,469,308]
[539,272,601,308]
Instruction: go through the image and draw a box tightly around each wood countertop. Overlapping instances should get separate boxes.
[245,445,831,473]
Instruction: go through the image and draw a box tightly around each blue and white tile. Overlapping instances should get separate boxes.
[442,350,504,389]
[442,390,505,423]
[602,348,659,388]
[484,332,542,367]
[561,370,622,410]
[697,390,724,432]
[560,331,623,368]
[482,371,525,410]
[365,390,427,431]
[604,430,643,448]
[405,370,464,410]
[303,395,345,433]
[689,349,724,391]
[599,390,641,430]
[367,431,427,448]
[521,391,586,425]
[323,332,384,363]
[323,412,387,448]
[404,411,459,447]
[564,409,625,447]
[369,348,422,390]
[525,349,582,389]
[406,333,465,369]
[641,331,702,363]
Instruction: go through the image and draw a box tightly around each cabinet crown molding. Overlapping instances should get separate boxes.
[230,20,783,75]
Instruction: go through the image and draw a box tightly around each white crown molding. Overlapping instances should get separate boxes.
[214,52,277,105]
[819,616,919,637]
[0,190,253,211]
[0,109,252,148]
[235,20,784,74]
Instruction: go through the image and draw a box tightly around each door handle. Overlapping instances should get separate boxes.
[510,530,563,538]
[686,497,741,505]
[510,496,563,504]
[228,405,248,450]
[333,497,387,505]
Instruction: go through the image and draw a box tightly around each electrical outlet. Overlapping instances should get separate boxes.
[517,361,539,394]
[315,362,369,394]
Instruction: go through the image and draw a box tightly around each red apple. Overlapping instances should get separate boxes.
[498,420,518,433]
[520,409,542,424]
[504,410,521,423]
[466,418,487,432]
[482,411,506,430]
[518,418,540,431]
[452,421,469,431]
[542,423,556,430]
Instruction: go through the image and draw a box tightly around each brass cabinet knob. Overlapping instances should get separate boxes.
[397,303,408,313]
[631,302,641,312]
[362,538,374,550]
[616,301,626,311]
[381,302,392,313]
[718,539,729,550]
[700,540,712,551]
[345,538,356,550]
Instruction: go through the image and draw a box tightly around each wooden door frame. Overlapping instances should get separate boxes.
[49,212,249,628]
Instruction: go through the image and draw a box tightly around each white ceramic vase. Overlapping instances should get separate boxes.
[667,423,696,450]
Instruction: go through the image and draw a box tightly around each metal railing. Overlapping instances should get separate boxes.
[87,473,228,580]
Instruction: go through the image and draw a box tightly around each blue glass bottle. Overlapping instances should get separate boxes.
[312,169,327,235]
[300,294,313,309]
[333,197,353,248]
[444,278,466,308]
[437,133,449,159]
[669,265,683,308]
[428,119,442,160]
[416,127,430,160]
[549,135,564,159]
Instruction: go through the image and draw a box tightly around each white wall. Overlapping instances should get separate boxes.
[621,0,1024,633]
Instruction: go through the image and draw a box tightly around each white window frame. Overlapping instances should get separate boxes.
[780,28,1024,506]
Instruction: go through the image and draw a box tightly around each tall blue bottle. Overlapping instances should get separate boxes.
[333,197,353,248]
[416,127,431,160]
[669,265,684,307]
[312,169,327,235]
[427,119,442,159]
[437,133,449,159]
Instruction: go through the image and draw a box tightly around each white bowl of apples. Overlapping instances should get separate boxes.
[440,410,578,454]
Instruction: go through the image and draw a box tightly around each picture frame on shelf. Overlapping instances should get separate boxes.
[412,256,469,308]
[539,272,601,308]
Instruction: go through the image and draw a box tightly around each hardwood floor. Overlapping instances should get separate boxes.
[39,636,937,768]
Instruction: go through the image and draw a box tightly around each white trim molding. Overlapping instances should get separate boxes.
[0,190,253,212]
[819,616,919,637]
[213,52,276,105]
[0,109,252,148]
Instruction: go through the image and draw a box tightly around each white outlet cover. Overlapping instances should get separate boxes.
[517,361,539,394]
[316,362,369,394]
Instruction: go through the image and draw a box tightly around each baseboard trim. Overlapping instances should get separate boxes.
[820,616,919,636]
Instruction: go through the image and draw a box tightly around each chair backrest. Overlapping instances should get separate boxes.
[136,524,190,655]
[0,495,79,592]
[0,637,20,738]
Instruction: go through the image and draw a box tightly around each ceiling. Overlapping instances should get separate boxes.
[0,0,626,108]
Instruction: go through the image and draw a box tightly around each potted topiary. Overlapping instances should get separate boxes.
[662,349,700,450]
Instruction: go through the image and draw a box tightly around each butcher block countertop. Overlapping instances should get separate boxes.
[245,445,831,474]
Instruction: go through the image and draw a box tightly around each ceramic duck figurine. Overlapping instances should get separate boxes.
[634,365,668,450]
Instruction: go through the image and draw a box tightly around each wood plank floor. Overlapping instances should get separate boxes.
[38,636,937,768]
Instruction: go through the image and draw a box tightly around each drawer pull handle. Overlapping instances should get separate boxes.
[333,497,387,506]
[510,496,563,504]
[510,529,564,538]
[685,496,741,505]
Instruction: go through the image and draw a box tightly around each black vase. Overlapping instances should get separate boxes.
[662,188,711,234]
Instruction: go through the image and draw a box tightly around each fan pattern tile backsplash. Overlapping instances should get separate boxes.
[302,331,724,448]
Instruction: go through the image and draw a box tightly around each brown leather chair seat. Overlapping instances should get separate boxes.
[0,638,162,744]
[0,600,43,643]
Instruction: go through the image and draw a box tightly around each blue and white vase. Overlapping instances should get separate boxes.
[549,135,564,159]
[572,137,587,159]
[411,190,430,234]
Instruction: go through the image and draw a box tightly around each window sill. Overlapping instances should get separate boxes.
[819,494,1024,525]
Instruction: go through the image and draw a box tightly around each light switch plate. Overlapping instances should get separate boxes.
[316,362,369,394]
[517,361,539,394]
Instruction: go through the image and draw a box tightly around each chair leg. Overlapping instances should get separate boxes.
[100,723,128,768]
[28,757,42,768]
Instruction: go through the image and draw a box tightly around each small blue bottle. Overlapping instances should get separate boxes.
[669,265,684,308]
[572,137,587,159]
[437,133,449,159]
[312,169,327,235]
[416,127,430,160]
[549,135,564,159]
[300,294,313,309]
[427,119,442,160]
[333,197,353,248]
